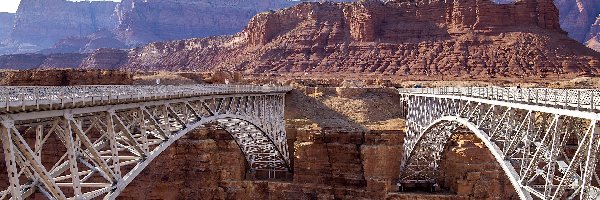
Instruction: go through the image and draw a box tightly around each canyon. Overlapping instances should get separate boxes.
[0,0,599,56]
[0,83,521,199]
[554,0,600,52]
[0,0,301,55]
[1,0,599,79]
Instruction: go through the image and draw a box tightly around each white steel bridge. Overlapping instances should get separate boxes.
[399,87,600,200]
[0,84,291,199]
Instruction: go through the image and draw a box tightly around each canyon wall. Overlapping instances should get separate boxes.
[0,13,14,43]
[0,0,304,55]
[555,0,600,43]
[0,0,599,78]
[554,0,600,52]
[7,0,118,53]
[114,0,298,46]
[0,69,134,86]
[119,0,599,78]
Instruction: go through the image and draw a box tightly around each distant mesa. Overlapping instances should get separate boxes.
[0,0,598,80]
[0,0,304,55]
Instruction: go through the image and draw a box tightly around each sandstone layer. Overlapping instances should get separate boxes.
[1,0,598,78]
[119,0,598,77]
[0,69,134,86]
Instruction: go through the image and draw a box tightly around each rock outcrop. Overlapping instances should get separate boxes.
[1,0,599,79]
[0,69,134,86]
[586,15,600,51]
[0,13,14,43]
[114,0,298,46]
[0,0,305,55]
[118,0,599,78]
[6,0,118,53]
[555,0,600,43]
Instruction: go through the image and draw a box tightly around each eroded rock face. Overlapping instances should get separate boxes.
[114,0,298,46]
[118,0,599,77]
[586,15,600,51]
[8,0,118,52]
[1,0,599,77]
[555,0,600,43]
[0,13,14,43]
[439,133,519,199]
[0,69,134,86]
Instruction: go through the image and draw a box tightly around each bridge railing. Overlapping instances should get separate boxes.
[0,84,292,111]
[398,87,600,111]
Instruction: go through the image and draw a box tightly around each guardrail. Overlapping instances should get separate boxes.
[0,84,292,111]
[398,87,600,111]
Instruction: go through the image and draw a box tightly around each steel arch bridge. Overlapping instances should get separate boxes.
[0,84,291,200]
[399,87,600,200]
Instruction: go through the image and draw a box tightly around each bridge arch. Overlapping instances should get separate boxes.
[399,87,600,200]
[0,85,292,200]
[105,114,289,199]
[401,116,529,199]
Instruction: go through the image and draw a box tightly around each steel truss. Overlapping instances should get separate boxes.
[399,87,600,200]
[0,85,291,199]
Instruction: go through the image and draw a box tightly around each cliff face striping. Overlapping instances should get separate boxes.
[119,0,599,77]
[0,0,599,78]
[10,0,118,49]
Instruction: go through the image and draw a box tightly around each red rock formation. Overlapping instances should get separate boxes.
[0,69,134,86]
[119,0,600,78]
[586,15,600,51]
[555,0,600,42]
[1,0,599,78]
[113,0,299,46]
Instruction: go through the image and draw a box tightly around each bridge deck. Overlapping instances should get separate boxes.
[0,84,292,114]
[399,87,600,113]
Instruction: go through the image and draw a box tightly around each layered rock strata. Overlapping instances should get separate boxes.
[2,0,598,78]
[0,13,14,43]
[113,0,600,77]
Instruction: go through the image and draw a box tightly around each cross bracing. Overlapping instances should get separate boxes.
[399,87,600,200]
[0,84,291,199]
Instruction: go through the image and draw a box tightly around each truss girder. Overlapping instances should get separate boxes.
[399,87,600,200]
[0,91,289,200]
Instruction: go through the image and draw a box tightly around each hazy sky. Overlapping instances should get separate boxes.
[0,0,121,13]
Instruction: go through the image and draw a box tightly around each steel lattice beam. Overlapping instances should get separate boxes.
[0,85,291,200]
[399,87,600,200]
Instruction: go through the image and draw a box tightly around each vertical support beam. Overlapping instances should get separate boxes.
[580,122,600,200]
[106,112,121,180]
[544,116,562,198]
[139,109,149,153]
[63,116,82,197]
[35,125,43,160]
[0,121,22,200]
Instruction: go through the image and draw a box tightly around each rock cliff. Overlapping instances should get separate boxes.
[0,0,304,55]
[0,13,14,44]
[7,0,118,53]
[118,0,599,77]
[555,0,600,43]
[114,0,298,46]
[586,15,600,51]
[1,0,599,78]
